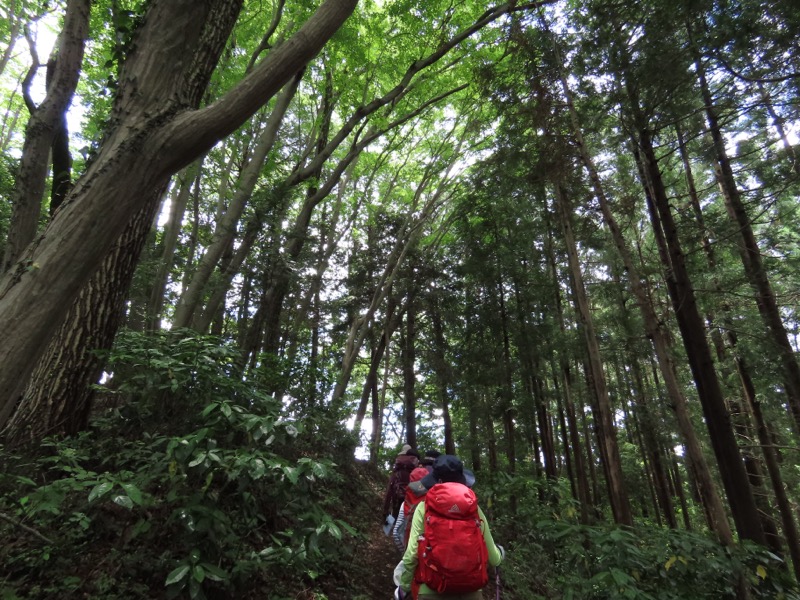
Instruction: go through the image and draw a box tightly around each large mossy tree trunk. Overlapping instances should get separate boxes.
[0,0,360,431]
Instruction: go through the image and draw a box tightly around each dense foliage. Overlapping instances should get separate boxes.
[1,0,800,597]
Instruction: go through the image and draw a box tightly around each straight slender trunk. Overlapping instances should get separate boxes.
[636,129,766,545]
[679,122,800,575]
[555,39,730,538]
[689,21,800,434]
[545,225,591,522]
[146,161,201,331]
[402,290,417,449]
[172,74,301,329]
[554,182,633,526]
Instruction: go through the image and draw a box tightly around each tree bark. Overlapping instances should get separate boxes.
[172,72,301,329]
[402,279,417,450]
[636,129,766,545]
[0,0,360,424]
[554,181,633,526]
[2,195,163,444]
[2,0,89,273]
[146,160,202,331]
[689,24,800,435]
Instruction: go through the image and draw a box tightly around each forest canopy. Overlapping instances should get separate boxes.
[1,0,800,598]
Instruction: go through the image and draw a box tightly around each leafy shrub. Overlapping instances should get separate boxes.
[481,471,799,600]
[0,330,355,599]
[532,520,799,600]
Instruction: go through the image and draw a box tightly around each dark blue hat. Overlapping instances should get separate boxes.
[421,454,475,489]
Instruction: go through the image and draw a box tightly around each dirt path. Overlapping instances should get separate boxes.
[352,517,403,599]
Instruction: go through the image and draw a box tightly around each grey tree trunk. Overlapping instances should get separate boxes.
[0,0,360,427]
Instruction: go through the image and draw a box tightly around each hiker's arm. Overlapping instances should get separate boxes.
[392,504,406,551]
[478,506,503,567]
[400,503,425,591]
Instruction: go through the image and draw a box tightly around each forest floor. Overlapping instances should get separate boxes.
[327,460,403,599]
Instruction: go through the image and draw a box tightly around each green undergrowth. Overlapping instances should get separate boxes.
[0,330,368,600]
[481,476,800,600]
[2,330,799,599]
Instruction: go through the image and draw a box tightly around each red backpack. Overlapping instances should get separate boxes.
[403,471,429,546]
[415,482,489,594]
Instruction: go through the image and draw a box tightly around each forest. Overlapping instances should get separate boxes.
[0,0,799,598]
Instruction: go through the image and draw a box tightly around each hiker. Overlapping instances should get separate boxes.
[420,450,441,474]
[396,454,504,600]
[392,466,429,551]
[383,444,421,530]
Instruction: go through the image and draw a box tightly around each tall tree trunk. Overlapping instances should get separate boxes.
[2,0,89,273]
[0,0,360,423]
[354,298,401,432]
[147,160,202,331]
[496,271,517,475]
[689,21,800,434]
[2,195,163,444]
[545,225,591,522]
[635,129,766,545]
[172,73,301,329]
[46,57,73,216]
[429,295,455,455]
[553,32,731,538]
[402,282,417,449]
[554,181,633,526]
[2,0,249,438]
[678,121,800,573]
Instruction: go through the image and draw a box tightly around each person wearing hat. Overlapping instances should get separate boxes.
[383,444,421,528]
[397,455,504,599]
[420,450,441,474]
[392,466,430,551]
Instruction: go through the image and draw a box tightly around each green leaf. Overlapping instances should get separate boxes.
[282,466,299,484]
[120,482,143,505]
[165,565,190,586]
[200,563,227,582]
[327,522,342,539]
[113,494,134,509]
[193,565,205,583]
[251,458,266,479]
[188,452,207,468]
[88,481,113,502]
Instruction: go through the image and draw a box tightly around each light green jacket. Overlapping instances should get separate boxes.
[399,501,502,595]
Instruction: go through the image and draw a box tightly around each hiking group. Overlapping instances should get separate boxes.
[382,446,505,600]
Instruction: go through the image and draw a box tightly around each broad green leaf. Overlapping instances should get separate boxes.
[120,482,143,505]
[193,565,205,583]
[113,494,134,509]
[200,563,227,582]
[165,565,190,586]
[188,452,207,468]
[88,481,113,502]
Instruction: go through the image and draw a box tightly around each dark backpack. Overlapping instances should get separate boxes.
[415,482,489,594]
[388,455,418,515]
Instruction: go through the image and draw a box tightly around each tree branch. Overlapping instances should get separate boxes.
[0,511,55,545]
